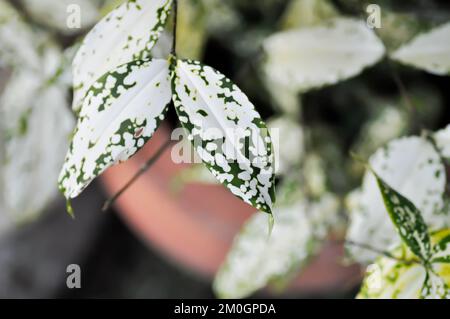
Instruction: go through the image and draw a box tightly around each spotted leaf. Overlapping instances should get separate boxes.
[372,170,432,261]
[346,137,448,263]
[421,269,450,299]
[59,58,171,199]
[358,230,450,299]
[431,230,450,264]
[72,0,172,112]
[391,22,450,76]
[171,59,275,214]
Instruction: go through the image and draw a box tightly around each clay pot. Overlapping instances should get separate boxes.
[101,124,361,296]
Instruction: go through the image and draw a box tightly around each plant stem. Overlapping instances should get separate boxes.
[171,0,178,55]
[345,240,418,265]
[388,60,420,134]
[102,137,173,212]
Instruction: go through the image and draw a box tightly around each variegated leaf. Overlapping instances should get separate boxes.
[262,18,385,93]
[59,58,171,199]
[358,230,450,299]
[213,192,338,299]
[431,229,450,263]
[391,22,450,76]
[0,0,41,69]
[72,0,172,112]
[372,170,432,261]
[1,69,74,234]
[171,59,275,214]
[346,137,448,263]
[421,270,450,299]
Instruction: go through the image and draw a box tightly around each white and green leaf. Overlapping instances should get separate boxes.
[59,58,171,199]
[391,22,450,76]
[262,18,385,94]
[0,0,41,69]
[171,59,275,214]
[72,0,172,112]
[346,137,449,263]
[1,69,74,234]
[372,170,432,261]
[213,192,338,299]
[421,269,450,299]
[358,230,450,299]
[431,229,450,263]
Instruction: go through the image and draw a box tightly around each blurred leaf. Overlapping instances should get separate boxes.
[351,102,407,162]
[391,22,450,75]
[0,0,41,69]
[376,10,428,52]
[281,0,338,30]
[1,69,74,233]
[171,59,276,214]
[72,0,172,112]
[267,116,304,175]
[262,18,385,94]
[214,188,338,299]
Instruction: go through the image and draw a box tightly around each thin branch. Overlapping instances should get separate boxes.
[345,240,419,265]
[388,60,420,133]
[171,0,178,56]
[102,137,173,212]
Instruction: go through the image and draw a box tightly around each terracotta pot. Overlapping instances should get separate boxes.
[101,124,362,296]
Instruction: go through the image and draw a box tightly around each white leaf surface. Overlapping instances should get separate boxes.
[213,193,338,299]
[0,70,74,234]
[0,0,41,69]
[267,116,304,175]
[59,59,171,199]
[262,18,385,93]
[434,124,450,159]
[391,22,450,75]
[346,137,449,263]
[72,0,172,112]
[172,59,275,214]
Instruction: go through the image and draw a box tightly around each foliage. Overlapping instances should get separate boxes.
[1,0,450,299]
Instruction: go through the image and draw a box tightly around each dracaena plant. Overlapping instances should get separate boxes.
[58,0,276,217]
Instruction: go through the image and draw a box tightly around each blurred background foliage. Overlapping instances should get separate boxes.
[0,0,450,298]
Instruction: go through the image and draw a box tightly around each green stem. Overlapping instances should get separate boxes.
[171,0,178,56]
